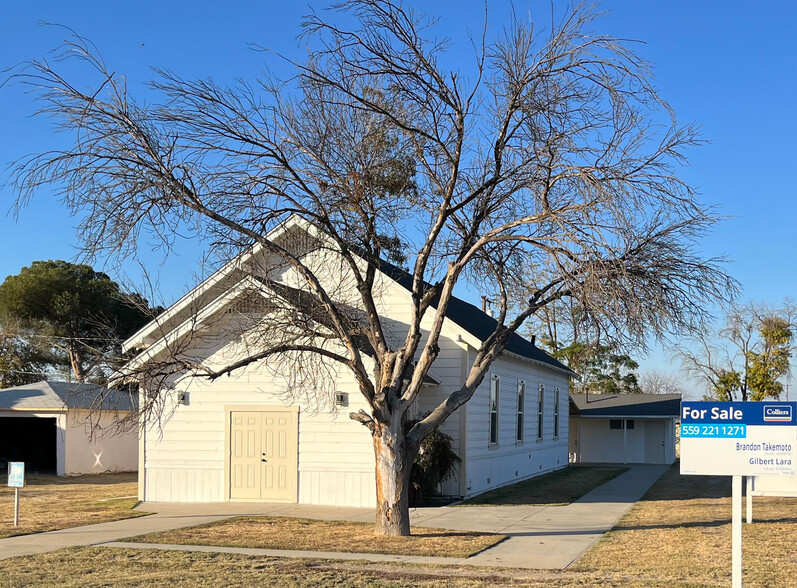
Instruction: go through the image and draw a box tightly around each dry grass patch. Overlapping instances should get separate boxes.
[2,465,795,587]
[0,473,142,538]
[0,546,710,588]
[460,464,629,506]
[123,516,505,558]
[574,464,797,588]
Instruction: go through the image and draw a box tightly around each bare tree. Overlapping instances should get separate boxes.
[7,1,735,535]
[678,301,795,401]
[639,370,685,395]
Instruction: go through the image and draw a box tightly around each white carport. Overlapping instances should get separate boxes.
[569,393,680,465]
[0,381,138,475]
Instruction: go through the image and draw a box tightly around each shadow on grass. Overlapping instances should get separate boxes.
[459,465,629,506]
[629,462,732,502]
[611,515,797,533]
[409,530,502,539]
[21,473,138,486]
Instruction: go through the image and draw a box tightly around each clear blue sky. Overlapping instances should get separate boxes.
[1,1,795,394]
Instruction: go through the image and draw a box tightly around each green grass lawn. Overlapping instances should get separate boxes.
[459,464,629,506]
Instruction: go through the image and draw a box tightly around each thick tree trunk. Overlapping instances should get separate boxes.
[372,422,413,536]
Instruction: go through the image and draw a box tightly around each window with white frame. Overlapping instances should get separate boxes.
[554,387,560,438]
[537,383,544,440]
[489,375,500,445]
[516,380,525,442]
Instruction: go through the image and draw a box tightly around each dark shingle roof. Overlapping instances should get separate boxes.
[0,381,137,411]
[570,393,681,418]
[370,258,573,375]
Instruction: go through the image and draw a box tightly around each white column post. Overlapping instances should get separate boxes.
[732,475,743,588]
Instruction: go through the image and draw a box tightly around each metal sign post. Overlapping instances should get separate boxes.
[8,461,25,526]
[681,401,797,588]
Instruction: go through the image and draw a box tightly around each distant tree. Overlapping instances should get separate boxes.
[0,261,156,382]
[554,341,641,395]
[519,296,642,395]
[679,301,796,401]
[639,370,685,395]
[0,327,47,387]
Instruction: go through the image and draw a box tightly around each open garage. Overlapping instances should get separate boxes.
[0,415,57,472]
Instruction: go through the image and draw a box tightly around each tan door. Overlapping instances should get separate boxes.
[230,412,262,500]
[230,410,298,501]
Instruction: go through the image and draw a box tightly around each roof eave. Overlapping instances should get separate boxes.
[502,349,578,379]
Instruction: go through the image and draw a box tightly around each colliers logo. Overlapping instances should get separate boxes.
[763,405,793,422]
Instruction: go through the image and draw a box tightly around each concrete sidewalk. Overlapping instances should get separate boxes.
[0,464,668,569]
[451,463,669,568]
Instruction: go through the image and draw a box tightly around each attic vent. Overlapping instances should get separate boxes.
[335,392,349,407]
[225,292,269,315]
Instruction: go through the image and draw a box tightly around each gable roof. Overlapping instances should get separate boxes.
[570,393,681,418]
[0,381,136,411]
[122,217,573,377]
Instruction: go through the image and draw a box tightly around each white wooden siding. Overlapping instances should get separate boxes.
[143,363,378,506]
[463,352,570,498]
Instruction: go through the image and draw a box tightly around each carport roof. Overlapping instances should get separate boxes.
[0,381,136,411]
[570,393,681,418]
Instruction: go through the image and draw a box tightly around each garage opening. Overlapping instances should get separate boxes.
[0,417,57,473]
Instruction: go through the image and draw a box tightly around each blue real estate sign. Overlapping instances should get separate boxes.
[680,401,797,476]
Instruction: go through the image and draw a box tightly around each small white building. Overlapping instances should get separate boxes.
[569,393,680,465]
[125,217,575,506]
[0,381,138,475]
[751,475,797,497]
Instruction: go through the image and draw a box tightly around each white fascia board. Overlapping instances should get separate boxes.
[123,274,269,371]
[122,217,306,353]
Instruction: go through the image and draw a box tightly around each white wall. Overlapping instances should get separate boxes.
[142,367,378,506]
[64,410,138,475]
[464,353,570,498]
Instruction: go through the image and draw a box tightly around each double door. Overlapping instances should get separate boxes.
[229,410,297,501]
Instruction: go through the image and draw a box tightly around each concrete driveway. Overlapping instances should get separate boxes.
[0,464,668,569]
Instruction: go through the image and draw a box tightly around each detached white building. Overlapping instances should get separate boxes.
[0,381,138,475]
[124,217,574,507]
[569,393,680,465]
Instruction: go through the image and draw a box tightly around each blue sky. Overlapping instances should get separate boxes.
[1,1,795,395]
